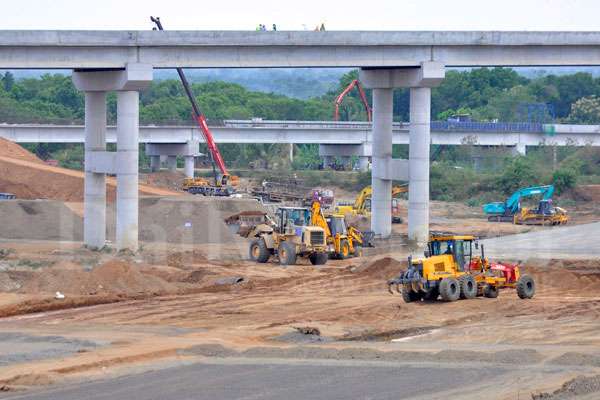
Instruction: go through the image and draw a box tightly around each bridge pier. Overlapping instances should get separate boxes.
[360,62,445,242]
[73,63,152,251]
[150,155,161,172]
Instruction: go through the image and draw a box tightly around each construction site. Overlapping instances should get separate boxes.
[3,13,600,399]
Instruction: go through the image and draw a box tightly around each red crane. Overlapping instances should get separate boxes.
[333,79,372,122]
[150,16,231,188]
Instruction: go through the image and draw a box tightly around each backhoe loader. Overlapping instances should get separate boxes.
[335,185,407,223]
[311,201,373,259]
[387,234,535,302]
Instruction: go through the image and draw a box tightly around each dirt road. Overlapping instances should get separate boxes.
[0,360,507,400]
[482,222,600,259]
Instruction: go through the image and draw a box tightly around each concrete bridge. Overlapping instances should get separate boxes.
[1,120,597,174]
[3,30,600,250]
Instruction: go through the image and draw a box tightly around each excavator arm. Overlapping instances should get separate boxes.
[150,16,230,186]
[334,79,372,122]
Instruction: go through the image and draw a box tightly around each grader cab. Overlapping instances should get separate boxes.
[388,234,536,302]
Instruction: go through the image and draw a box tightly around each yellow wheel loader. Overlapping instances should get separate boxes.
[235,207,328,266]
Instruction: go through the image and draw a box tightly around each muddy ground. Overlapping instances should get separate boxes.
[0,238,600,398]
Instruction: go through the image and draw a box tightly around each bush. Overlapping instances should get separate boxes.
[495,156,539,194]
[552,168,578,194]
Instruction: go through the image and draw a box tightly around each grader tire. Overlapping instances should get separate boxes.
[309,252,328,266]
[516,274,536,299]
[459,275,478,299]
[278,242,297,266]
[249,238,270,263]
[483,284,499,298]
[402,285,422,303]
[439,278,460,302]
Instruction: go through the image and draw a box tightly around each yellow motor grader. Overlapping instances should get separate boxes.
[387,234,536,302]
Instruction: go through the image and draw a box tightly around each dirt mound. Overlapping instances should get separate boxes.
[0,138,177,201]
[524,259,600,294]
[352,256,405,280]
[20,260,178,296]
[135,196,265,244]
[574,185,600,202]
[0,200,82,241]
[0,196,265,244]
[0,138,44,164]
[140,171,185,192]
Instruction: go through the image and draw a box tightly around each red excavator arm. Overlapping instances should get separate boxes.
[334,79,372,122]
[150,16,229,183]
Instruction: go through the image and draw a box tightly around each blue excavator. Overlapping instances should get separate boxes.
[483,185,569,225]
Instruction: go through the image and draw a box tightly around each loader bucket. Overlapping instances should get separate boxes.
[224,211,268,236]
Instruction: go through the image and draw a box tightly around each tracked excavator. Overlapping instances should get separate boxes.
[483,185,568,225]
[335,185,407,223]
[151,17,238,196]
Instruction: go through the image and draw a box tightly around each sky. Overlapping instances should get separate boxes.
[3,0,600,31]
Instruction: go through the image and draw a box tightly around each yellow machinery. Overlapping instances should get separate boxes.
[311,201,373,259]
[182,174,239,197]
[514,203,569,225]
[241,207,328,266]
[335,185,407,223]
[387,234,536,302]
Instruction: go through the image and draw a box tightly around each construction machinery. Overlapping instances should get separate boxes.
[335,185,407,223]
[229,207,328,266]
[151,17,238,197]
[483,185,568,225]
[387,234,536,302]
[310,201,374,259]
[334,79,372,122]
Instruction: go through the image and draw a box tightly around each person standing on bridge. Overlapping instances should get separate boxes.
[272,24,277,31]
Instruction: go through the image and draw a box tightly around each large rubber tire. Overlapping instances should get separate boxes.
[309,252,328,266]
[249,238,270,263]
[439,278,460,302]
[339,239,351,259]
[423,287,439,301]
[278,241,297,266]
[483,284,499,298]
[402,285,422,303]
[459,275,478,299]
[516,274,536,299]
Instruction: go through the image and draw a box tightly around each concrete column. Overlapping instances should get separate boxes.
[512,143,527,156]
[84,91,107,249]
[184,156,195,178]
[166,156,177,171]
[371,88,393,237]
[358,156,369,172]
[408,87,431,245]
[289,143,294,163]
[150,155,161,172]
[116,91,140,251]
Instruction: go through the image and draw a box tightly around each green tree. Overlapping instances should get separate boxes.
[567,96,600,124]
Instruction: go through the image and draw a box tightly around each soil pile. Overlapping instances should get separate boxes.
[0,196,265,243]
[524,259,600,294]
[351,256,404,280]
[0,138,44,164]
[139,171,185,192]
[19,260,178,296]
[0,200,82,241]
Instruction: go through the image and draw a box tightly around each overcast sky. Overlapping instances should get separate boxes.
[3,0,600,31]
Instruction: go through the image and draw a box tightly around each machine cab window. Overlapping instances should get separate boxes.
[429,238,472,272]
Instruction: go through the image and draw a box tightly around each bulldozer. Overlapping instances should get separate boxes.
[483,185,568,225]
[387,234,536,302]
[310,201,374,259]
[335,185,407,223]
[235,207,328,266]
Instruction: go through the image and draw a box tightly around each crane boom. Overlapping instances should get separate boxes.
[334,79,372,122]
[150,16,229,181]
